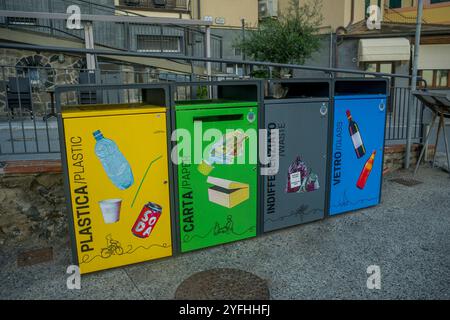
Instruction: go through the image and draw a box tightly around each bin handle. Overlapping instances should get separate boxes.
[320,103,328,116]
[379,101,386,112]
[193,114,244,123]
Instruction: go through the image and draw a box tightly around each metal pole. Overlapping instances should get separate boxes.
[329,30,333,68]
[405,0,423,169]
[241,18,246,76]
[84,22,96,71]
[48,0,54,36]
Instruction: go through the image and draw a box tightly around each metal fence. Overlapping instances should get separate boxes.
[0,64,242,158]
[386,86,424,143]
[0,64,425,158]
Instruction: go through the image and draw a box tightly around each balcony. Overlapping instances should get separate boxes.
[117,0,190,12]
[383,3,427,24]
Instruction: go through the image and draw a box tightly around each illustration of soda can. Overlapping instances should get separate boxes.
[131,202,162,239]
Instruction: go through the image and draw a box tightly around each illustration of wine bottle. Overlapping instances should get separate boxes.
[346,110,366,159]
[357,151,376,190]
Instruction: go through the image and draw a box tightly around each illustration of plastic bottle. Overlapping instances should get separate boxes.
[93,130,134,190]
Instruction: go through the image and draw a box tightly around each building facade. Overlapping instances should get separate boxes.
[114,0,259,75]
[271,0,450,150]
[192,0,259,76]
[272,0,450,90]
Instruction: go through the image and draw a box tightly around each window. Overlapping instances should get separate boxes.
[364,62,395,74]
[137,35,181,53]
[234,48,242,56]
[420,70,434,86]
[430,0,450,4]
[16,67,48,89]
[6,17,37,25]
[226,64,236,74]
[389,0,402,9]
[419,69,450,88]
[28,68,42,87]
[364,62,395,87]
[436,70,449,87]
[365,63,377,73]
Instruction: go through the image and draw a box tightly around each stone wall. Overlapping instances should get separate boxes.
[0,173,67,247]
[384,144,436,174]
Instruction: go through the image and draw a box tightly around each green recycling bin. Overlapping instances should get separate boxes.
[172,82,261,253]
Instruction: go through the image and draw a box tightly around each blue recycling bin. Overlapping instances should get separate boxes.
[329,79,389,216]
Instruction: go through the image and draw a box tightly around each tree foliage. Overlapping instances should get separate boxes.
[236,0,323,74]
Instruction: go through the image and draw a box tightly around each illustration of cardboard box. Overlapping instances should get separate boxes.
[207,176,250,209]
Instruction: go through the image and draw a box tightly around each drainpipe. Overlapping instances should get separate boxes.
[197,0,201,20]
[334,26,347,69]
[348,0,355,28]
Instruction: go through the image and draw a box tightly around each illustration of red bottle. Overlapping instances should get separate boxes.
[346,110,366,159]
[357,151,376,190]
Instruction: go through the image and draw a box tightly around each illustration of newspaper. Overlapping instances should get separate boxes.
[207,176,250,209]
[198,130,249,176]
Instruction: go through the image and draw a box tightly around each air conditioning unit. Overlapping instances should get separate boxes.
[153,0,167,7]
[259,0,278,19]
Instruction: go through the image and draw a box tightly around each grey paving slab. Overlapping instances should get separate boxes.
[0,167,449,300]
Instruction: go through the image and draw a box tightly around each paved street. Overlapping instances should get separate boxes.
[0,167,449,300]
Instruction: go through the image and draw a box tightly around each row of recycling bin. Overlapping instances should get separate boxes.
[57,78,389,274]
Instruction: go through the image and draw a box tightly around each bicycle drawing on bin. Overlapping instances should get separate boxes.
[101,234,124,258]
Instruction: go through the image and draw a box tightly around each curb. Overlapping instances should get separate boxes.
[0,160,62,175]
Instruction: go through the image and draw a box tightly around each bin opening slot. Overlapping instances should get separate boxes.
[335,80,388,96]
[269,81,330,99]
[193,114,244,123]
[142,88,167,106]
[217,84,258,102]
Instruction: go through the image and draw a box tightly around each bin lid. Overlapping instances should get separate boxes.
[61,103,166,119]
[175,100,257,111]
[264,97,329,104]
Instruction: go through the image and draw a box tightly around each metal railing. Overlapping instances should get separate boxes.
[385,86,424,143]
[0,64,425,158]
[0,64,239,158]
[383,3,428,24]
[117,0,190,11]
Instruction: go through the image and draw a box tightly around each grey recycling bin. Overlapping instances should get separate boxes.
[263,80,331,233]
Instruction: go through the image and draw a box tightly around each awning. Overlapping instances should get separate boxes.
[418,44,450,70]
[358,38,411,62]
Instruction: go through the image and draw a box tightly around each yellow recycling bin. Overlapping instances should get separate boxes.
[58,85,173,274]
